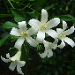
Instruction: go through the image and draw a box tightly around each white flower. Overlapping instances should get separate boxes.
[10,21,38,50]
[29,9,60,43]
[57,20,74,48]
[1,50,25,75]
[39,39,58,58]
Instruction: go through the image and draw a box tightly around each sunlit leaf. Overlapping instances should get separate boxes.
[2,21,18,29]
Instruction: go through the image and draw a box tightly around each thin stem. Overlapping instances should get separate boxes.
[8,0,14,8]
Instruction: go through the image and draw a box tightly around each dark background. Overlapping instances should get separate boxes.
[0,0,75,75]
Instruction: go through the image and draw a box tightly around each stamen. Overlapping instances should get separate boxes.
[63,35,66,37]
[21,31,27,36]
[50,47,53,49]
[61,35,66,37]
[21,32,24,35]
[40,25,47,30]
[13,61,16,64]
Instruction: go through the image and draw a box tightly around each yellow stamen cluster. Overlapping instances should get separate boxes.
[50,47,53,49]
[40,25,47,30]
[13,61,16,64]
[61,35,66,37]
[21,31,27,36]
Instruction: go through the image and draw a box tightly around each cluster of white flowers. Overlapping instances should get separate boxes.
[1,9,74,75]
[1,50,25,75]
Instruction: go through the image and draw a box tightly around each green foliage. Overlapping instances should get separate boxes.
[59,14,75,21]
[27,10,39,19]
[2,21,18,29]
[11,8,26,22]
[9,0,26,2]
[0,35,10,47]
[21,41,30,61]
[45,3,57,11]
[35,0,47,9]
[0,0,75,75]
[0,14,13,18]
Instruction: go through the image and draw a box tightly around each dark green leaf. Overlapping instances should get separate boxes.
[59,15,75,21]
[21,41,29,61]
[0,14,12,18]
[35,0,47,8]
[60,18,75,21]
[60,14,74,19]
[29,0,35,1]
[2,21,18,29]
[11,8,26,22]
[45,3,57,11]
[0,35,10,47]
[27,10,39,19]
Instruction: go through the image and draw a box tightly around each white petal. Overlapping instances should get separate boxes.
[46,18,60,28]
[17,61,26,67]
[36,31,45,43]
[63,37,74,47]
[58,41,65,49]
[47,49,53,58]
[43,40,50,48]
[27,27,38,36]
[10,27,21,36]
[18,21,26,32]
[14,37,25,50]
[41,9,48,25]
[62,20,67,30]
[53,39,58,44]
[46,30,58,39]
[64,26,74,35]
[28,19,40,29]
[17,66,24,75]
[26,37,38,47]
[52,44,57,49]
[39,49,47,58]
[11,51,21,61]
[9,62,16,71]
[1,56,11,63]
[56,28,63,34]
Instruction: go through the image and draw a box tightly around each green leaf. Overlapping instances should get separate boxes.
[35,0,47,8]
[60,18,75,21]
[9,48,18,57]
[29,0,35,1]
[9,0,25,2]
[0,35,10,47]
[60,14,74,19]
[59,14,75,21]
[45,3,56,11]
[11,8,26,22]
[21,41,29,61]
[2,21,18,29]
[0,14,12,18]
[27,10,39,19]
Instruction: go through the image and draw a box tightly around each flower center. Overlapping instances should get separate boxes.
[40,25,47,30]
[13,61,16,64]
[21,31,27,36]
[61,35,66,37]
[49,46,53,49]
